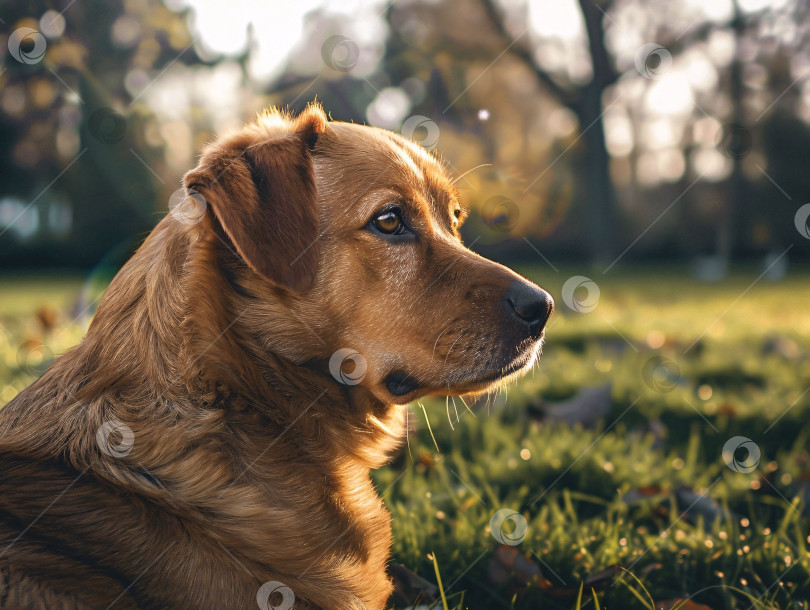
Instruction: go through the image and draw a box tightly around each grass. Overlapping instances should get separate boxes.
[1,265,810,609]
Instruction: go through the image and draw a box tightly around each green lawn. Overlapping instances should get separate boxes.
[2,266,809,609]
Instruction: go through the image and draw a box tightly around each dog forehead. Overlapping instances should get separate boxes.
[322,122,456,216]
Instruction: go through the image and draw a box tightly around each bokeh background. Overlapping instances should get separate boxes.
[2,0,810,271]
[2,0,810,609]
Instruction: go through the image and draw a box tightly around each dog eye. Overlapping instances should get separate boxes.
[372,210,405,235]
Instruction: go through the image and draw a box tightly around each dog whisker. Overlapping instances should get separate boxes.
[405,407,416,464]
[443,331,466,369]
[450,163,492,186]
[417,399,439,453]
[458,395,475,418]
[431,323,451,361]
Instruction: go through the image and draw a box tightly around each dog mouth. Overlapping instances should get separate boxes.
[467,351,535,384]
[450,344,539,392]
[382,336,543,400]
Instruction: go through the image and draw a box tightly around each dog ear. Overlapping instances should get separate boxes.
[183,105,327,292]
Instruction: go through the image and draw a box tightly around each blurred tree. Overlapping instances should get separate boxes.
[0,0,209,269]
[3,0,810,272]
[478,0,619,263]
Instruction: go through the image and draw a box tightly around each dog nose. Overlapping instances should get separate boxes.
[505,280,554,329]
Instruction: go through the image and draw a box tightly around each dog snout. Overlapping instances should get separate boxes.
[504,280,554,332]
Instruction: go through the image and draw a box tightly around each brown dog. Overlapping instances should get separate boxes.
[0,104,552,609]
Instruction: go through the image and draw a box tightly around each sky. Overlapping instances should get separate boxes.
[170,0,387,82]
[137,0,797,184]
[173,0,787,82]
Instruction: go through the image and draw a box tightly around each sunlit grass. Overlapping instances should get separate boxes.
[1,266,809,608]
[381,264,810,609]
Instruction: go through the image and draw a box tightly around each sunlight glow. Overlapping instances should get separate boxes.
[528,0,584,39]
[645,73,694,116]
[176,0,385,82]
[683,0,733,21]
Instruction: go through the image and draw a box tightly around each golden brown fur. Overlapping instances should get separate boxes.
[0,104,552,609]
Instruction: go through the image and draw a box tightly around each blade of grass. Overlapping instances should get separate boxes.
[618,567,655,609]
[432,552,449,610]
[669,584,767,610]
[618,579,652,610]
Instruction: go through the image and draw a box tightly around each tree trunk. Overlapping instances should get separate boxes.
[576,83,617,264]
[478,0,620,262]
[576,0,619,263]
[722,0,746,264]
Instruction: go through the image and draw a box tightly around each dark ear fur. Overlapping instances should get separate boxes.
[183,105,327,292]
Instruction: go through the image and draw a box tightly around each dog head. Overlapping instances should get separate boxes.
[183,104,552,405]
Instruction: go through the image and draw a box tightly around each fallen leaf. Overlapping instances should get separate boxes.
[541,385,612,428]
[488,545,553,590]
[585,565,619,587]
[389,563,438,605]
[35,307,59,333]
[676,486,728,527]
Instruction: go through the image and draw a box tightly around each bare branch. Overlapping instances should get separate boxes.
[577,0,620,89]
[479,0,580,109]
